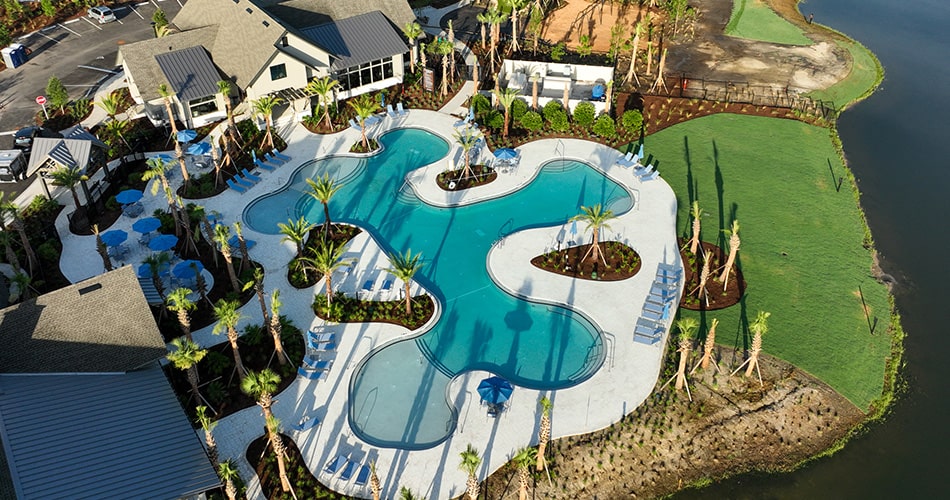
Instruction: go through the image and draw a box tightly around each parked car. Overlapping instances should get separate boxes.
[13,126,62,154]
[0,150,27,183]
[88,6,116,24]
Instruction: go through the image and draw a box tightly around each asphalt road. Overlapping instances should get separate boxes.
[0,0,184,136]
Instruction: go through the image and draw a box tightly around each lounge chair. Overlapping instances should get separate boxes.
[640,170,660,181]
[226,178,247,193]
[386,104,396,118]
[227,234,256,250]
[643,300,665,315]
[303,356,332,371]
[294,415,321,431]
[349,118,361,130]
[324,455,348,474]
[309,342,337,352]
[272,149,292,162]
[340,460,357,481]
[634,322,663,344]
[361,278,376,295]
[264,152,285,165]
[397,102,407,116]
[634,164,654,178]
[365,115,381,126]
[354,464,370,486]
[617,151,633,165]
[381,278,394,292]
[297,366,329,380]
[254,157,276,171]
[234,174,255,188]
[241,168,262,182]
[655,275,680,288]
[657,268,681,280]
[642,307,664,322]
[658,262,680,273]
[307,332,336,346]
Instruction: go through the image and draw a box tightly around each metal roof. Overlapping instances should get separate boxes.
[25,136,106,177]
[155,45,222,102]
[300,11,408,71]
[117,26,220,103]
[0,363,220,499]
[263,0,416,31]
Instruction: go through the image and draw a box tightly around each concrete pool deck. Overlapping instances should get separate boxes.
[52,108,680,499]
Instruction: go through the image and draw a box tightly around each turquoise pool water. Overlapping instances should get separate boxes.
[244,128,633,449]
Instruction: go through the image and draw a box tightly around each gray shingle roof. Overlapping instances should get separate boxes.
[155,46,222,102]
[117,26,220,102]
[0,363,220,499]
[263,0,416,31]
[0,266,167,374]
[300,11,409,71]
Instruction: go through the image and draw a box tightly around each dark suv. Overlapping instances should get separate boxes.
[13,126,60,153]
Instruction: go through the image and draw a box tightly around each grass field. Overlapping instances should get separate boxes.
[725,0,812,46]
[643,113,892,410]
[805,38,883,109]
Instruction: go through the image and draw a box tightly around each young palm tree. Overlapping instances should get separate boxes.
[348,94,377,150]
[166,336,208,403]
[0,196,33,275]
[252,95,284,151]
[529,71,541,110]
[158,83,190,183]
[269,289,287,365]
[241,369,291,492]
[192,205,219,266]
[512,446,537,500]
[459,444,482,500]
[370,461,382,500]
[673,317,698,392]
[570,204,616,266]
[166,287,197,341]
[623,21,643,86]
[453,127,480,180]
[232,221,251,273]
[386,249,424,316]
[399,487,426,500]
[213,224,241,293]
[48,165,87,210]
[142,251,172,301]
[692,317,720,374]
[300,240,352,306]
[485,6,506,73]
[242,267,269,330]
[536,396,552,472]
[305,76,339,130]
[493,87,520,137]
[143,156,172,199]
[195,406,220,468]
[95,90,121,120]
[476,10,489,49]
[91,224,112,271]
[508,0,530,53]
[432,38,455,97]
[217,79,242,147]
[103,119,131,149]
[720,219,741,289]
[447,20,457,80]
[731,311,770,385]
[402,21,423,74]
[212,299,247,380]
[305,174,341,238]
[277,216,314,259]
[217,458,240,500]
[694,249,711,305]
[688,200,703,254]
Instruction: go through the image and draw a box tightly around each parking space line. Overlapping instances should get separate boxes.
[33,31,60,44]
[57,23,81,37]
[82,17,104,31]
[126,4,146,20]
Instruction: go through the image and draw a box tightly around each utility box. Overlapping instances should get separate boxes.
[0,150,27,182]
[1,43,29,69]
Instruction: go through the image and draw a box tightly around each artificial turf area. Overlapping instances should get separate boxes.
[725,0,812,46]
[643,113,891,410]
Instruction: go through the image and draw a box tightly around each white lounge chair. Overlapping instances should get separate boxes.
[386,104,396,118]
[397,102,407,116]
[640,170,660,181]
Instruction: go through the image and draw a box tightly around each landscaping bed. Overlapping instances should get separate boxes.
[287,224,363,289]
[313,293,435,331]
[247,433,345,500]
[678,239,746,311]
[435,164,497,191]
[531,241,641,281]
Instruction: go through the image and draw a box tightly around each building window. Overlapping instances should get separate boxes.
[334,57,395,92]
[270,63,287,81]
[189,95,219,117]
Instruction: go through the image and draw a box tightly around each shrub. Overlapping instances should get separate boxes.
[543,100,564,123]
[484,110,504,131]
[622,109,644,131]
[593,114,618,138]
[521,111,543,132]
[46,77,69,111]
[511,98,528,123]
[36,241,58,263]
[551,42,566,62]
[470,93,492,116]
[105,195,120,212]
[549,110,569,132]
[152,8,168,28]
[573,101,596,128]
[0,23,11,48]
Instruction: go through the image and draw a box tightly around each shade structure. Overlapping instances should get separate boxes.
[148,234,179,252]
[172,260,204,279]
[176,129,197,142]
[186,142,211,155]
[100,229,128,247]
[115,189,143,205]
[494,148,517,160]
[477,376,514,405]
[132,217,161,234]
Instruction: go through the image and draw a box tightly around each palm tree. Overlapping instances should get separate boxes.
[142,251,172,301]
[95,90,121,120]
[158,83,190,183]
[242,267,269,330]
[447,20,457,80]
[175,195,199,257]
[719,219,740,289]
[217,458,240,500]
[213,224,241,293]
[512,446,537,500]
[348,94,377,150]
[476,11,489,50]
[0,195,33,275]
[195,406,220,468]
[217,79,242,147]
[0,231,20,271]
[193,205,219,266]
[48,165,87,210]
[252,95,284,151]
[731,311,770,385]
[277,216,314,259]
[453,127,480,180]
[570,204,616,266]
[673,317,698,392]
[305,76,339,130]
[305,174,341,238]
[399,487,426,500]
[485,6,506,73]
[529,71,541,109]
[300,240,352,307]
[688,200,702,254]
[212,299,247,380]
[432,38,455,97]
[143,156,172,200]
[459,444,481,500]
[509,0,530,53]
[692,317,720,374]
[386,249,424,316]
[493,87,520,137]
[402,21,423,74]
[241,369,290,492]
[166,287,197,341]
[166,336,208,403]
[370,461,382,500]
[232,221,251,273]
[536,395,552,472]
[269,289,287,365]
[103,119,131,149]
[10,271,33,303]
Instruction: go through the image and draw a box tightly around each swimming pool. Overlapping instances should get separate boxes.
[244,128,633,449]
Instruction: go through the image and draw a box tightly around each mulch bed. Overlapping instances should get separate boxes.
[531,241,642,281]
[678,239,746,311]
[314,293,436,331]
[435,164,497,190]
[247,433,342,500]
[287,223,363,289]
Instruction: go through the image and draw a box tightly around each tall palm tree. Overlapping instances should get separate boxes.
[719,219,740,289]
[277,216,314,259]
[674,317,698,392]
[175,195,199,257]
[143,156,172,200]
[142,251,172,301]
[485,6,506,74]
[269,289,287,365]
[95,90,121,120]
[195,406,220,468]
[447,20,457,80]
[212,299,247,380]
[432,38,455,97]
[512,446,537,500]
[529,71,541,109]
[166,287,197,341]
[252,95,284,151]
[402,21,423,74]
[1,207,36,276]
[213,224,241,293]
[241,369,290,492]
[300,240,352,307]
[459,444,481,500]
[453,127,480,180]
[370,461,382,500]
[623,21,643,86]
[570,204,615,266]
[348,94,377,150]
[692,317,720,374]
[386,249,424,316]
[48,165,87,210]
[493,87,520,137]
[305,174,341,238]
[232,221,251,273]
[536,395,552,472]
[217,458,240,500]
[305,76,339,129]
[476,10,489,50]
[166,336,208,403]
[193,205,219,266]
[688,200,702,254]
[217,79,242,147]
[242,267,269,330]
[509,0,530,53]
[158,83,190,183]
[732,310,770,383]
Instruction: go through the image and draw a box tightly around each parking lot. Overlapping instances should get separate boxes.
[0,0,184,134]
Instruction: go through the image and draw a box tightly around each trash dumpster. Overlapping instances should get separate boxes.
[1,43,29,69]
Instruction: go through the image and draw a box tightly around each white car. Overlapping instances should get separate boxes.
[88,6,116,24]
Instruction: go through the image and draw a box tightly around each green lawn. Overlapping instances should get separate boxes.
[805,39,882,109]
[643,114,891,410]
[725,0,812,46]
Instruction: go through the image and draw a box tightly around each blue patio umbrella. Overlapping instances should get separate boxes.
[132,216,161,234]
[187,142,211,155]
[477,376,514,405]
[176,129,197,142]
[115,189,143,205]
[100,229,128,247]
[138,262,170,278]
[151,153,175,163]
[148,234,179,252]
[494,148,517,160]
[172,259,204,279]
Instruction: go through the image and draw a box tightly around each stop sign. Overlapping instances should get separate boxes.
[35,95,47,105]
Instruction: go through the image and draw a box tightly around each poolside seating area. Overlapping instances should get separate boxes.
[634,263,683,345]
[323,453,372,488]
[226,149,294,193]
